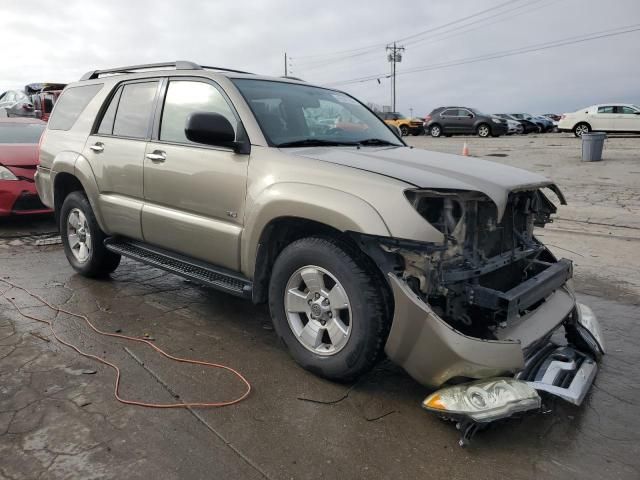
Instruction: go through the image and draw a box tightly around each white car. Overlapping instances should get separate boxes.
[559,103,640,137]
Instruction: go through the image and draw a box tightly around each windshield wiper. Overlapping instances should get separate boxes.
[277,139,359,148]
[356,138,401,146]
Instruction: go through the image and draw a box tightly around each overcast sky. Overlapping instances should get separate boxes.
[2,0,639,116]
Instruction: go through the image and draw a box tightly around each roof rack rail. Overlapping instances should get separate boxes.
[80,61,253,81]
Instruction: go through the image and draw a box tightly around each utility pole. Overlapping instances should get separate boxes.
[386,43,404,112]
[284,52,288,77]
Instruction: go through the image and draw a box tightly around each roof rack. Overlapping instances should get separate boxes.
[80,61,253,81]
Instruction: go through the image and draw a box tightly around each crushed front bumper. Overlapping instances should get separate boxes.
[385,274,603,443]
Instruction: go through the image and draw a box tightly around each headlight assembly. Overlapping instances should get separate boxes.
[576,303,605,355]
[0,166,18,181]
[423,378,541,423]
[491,118,502,124]
[404,189,463,235]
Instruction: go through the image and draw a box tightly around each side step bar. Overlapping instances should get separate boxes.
[104,237,252,298]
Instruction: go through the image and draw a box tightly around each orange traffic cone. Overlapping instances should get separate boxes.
[462,142,470,156]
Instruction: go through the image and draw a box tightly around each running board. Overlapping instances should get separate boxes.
[104,237,252,298]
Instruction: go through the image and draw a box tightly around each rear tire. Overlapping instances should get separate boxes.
[429,124,442,137]
[60,191,121,277]
[268,237,390,382]
[573,122,591,138]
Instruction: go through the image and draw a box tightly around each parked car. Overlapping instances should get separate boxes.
[35,62,604,436]
[509,113,553,133]
[0,90,33,118]
[378,111,423,136]
[29,90,63,122]
[425,107,508,137]
[558,103,640,137]
[495,114,538,134]
[0,117,51,216]
[505,118,523,134]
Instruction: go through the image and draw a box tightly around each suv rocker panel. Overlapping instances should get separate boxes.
[104,237,252,298]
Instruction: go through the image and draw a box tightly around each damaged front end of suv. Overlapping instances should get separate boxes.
[358,185,605,445]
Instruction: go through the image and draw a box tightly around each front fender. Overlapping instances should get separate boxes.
[241,182,390,276]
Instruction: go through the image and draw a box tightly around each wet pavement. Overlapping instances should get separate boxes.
[2,232,639,479]
[1,135,640,479]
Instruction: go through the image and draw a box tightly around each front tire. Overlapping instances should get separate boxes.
[477,123,491,137]
[60,191,120,277]
[400,125,409,136]
[268,237,390,382]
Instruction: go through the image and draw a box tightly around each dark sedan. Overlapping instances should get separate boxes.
[425,107,508,138]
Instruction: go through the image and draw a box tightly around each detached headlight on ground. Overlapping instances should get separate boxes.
[0,166,18,181]
[577,303,606,355]
[423,378,541,423]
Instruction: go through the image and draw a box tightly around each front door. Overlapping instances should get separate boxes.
[83,80,160,240]
[457,108,476,134]
[614,105,640,132]
[142,78,249,271]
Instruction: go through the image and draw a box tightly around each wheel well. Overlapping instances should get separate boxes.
[575,121,591,129]
[251,216,396,307]
[53,173,84,223]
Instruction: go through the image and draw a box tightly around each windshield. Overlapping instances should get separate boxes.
[0,123,45,144]
[232,79,403,147]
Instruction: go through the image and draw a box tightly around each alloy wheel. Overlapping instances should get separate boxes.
[575,124,589,137]
[284,265,352,356]
[67,208,92,263]
[478,125,490,137]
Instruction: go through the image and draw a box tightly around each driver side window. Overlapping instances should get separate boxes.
[160,80,237,144]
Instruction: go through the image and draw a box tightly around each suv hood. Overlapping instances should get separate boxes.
[289,146,565,219]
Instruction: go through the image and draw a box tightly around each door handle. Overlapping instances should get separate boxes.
[145,151,166,163]
[89,143,104,153]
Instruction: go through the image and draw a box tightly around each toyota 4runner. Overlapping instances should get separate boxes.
[35,61,605,442]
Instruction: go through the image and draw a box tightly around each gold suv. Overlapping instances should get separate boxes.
[35,61,604,434]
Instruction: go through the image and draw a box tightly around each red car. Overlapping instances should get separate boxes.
[0,117,51,216]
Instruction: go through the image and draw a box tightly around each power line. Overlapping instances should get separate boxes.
[291,0,525,63]
[325,23,640,87]
[292,0,552,74]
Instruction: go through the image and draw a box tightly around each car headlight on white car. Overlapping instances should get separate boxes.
[0,166,18,181]
[423,378,541,423]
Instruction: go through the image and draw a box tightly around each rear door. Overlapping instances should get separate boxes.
[83,79,161,240]
[439,108,461,132]
[141,77,249,271]
[591,106,617,131]
[614,105,640,132]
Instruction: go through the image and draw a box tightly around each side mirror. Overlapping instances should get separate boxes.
[467,113,473,118]
[185,112,248,153]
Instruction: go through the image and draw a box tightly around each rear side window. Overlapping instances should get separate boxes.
[597,106,614,114]
[112,82,158,139]
[97,86,123,135]
[441,109,460,117]
[49,84,102,131]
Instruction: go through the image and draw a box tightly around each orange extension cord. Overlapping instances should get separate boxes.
[0,278,251,408]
